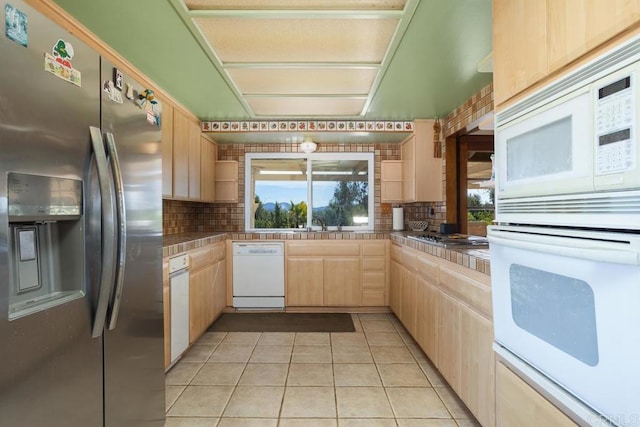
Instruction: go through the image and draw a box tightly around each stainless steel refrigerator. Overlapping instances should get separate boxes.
[0,1,164,425]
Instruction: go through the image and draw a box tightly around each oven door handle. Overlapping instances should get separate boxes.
[488,229,640,265]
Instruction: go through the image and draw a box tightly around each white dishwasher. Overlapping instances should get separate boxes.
[232,242,285,309]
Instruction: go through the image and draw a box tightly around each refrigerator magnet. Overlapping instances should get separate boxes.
[5,4,28,47]
[113,68,123,91]
[44,39,81,87]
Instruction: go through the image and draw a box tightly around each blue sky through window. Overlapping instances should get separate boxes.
[255,181,337,208]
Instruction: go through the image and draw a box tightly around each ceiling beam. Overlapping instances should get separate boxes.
[188,9,405,19]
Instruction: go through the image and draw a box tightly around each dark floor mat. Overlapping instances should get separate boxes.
[207,312,355,333]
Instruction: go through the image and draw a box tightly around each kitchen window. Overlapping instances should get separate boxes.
[245,152,374,231]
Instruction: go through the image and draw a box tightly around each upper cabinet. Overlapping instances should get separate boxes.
[381,160,403,203]
[494,0,640,107]
[200,136,217,203]
[161,103,174,198]
[401,119,443,203]
[215,160,239,203]
[163,107,218,202]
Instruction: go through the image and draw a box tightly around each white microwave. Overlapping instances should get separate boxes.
[495,37,640,229]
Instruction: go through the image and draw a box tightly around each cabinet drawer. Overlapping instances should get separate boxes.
[362,289,386,306]
[362,241,386,256]
[362,256,385,272]
[362,271,385,289]
[189,247,211,271]
[287,242,360,257]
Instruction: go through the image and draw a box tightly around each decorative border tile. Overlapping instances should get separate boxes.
[202,120,414,133]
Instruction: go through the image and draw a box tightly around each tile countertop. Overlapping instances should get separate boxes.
[390,232,491,276]
[163,231,490,276]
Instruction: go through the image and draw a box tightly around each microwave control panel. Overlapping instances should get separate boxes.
[595,74,636,175]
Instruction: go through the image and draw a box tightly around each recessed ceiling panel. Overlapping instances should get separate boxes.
[227,68,377,95]
[246,97,366,116]
[185,0,406,10]
[195,17,398,63]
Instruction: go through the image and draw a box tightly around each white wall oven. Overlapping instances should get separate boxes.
[490,225,640,426]
[491,35,640,427]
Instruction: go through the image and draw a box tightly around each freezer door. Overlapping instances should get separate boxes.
[100,59,165,426]
[0,1,103,426]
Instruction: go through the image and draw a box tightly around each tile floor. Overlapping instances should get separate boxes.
[165,313,481,427]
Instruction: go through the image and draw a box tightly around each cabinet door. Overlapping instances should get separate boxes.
[547,0,640,72]
[416,277,439,365]
[213,259,226,318]
[189,265,215,343]
[172,110,190,199]
[400,267,417,337]
[188,120,201,200]
[493,0,548,106]
[324,257,361,306]
[389,259,402,315]
[460,306,495,427]
[401,136,416,202]
[381,160,403,202]
[438,291,462,392]
[161,103,174,198]
[200,137,216,202]
[286,257,324,306]
[496,362,578,427]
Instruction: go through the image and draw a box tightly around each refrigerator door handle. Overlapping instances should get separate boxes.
[104,132,127,330]
[89,126,117,338]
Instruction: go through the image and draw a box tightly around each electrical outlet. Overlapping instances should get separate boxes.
[381,203,392,214]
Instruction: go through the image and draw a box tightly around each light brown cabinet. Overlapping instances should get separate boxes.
[183,241,227,344]
[166,108,203,200]
[361,241,388,306]
[401,119,443,202]
[496,362,578,427]
[493,0,640,107]
[285,240,387,307]
[172,109,191,199]
[161,103,174,198]
[390,240,494,427]
[200,136,217,203]
[381,160,403,203]
[215,160,238,202]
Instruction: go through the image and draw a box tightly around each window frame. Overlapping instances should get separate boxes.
[245,152,375,232]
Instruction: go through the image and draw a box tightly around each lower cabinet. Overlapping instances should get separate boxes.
[189,241,227,343]
[496,362,578,427]
[390,242,495,427]
[163,240,227,367]
[189,263,216,343]
[285,240,387,307]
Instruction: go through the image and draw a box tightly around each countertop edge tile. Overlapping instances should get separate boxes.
[162,231,490,276]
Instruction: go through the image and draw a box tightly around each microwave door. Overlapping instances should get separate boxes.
[496,89,593,199]
[487,226,640,426]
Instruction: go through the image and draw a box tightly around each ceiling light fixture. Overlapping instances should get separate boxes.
[299,137,317,153]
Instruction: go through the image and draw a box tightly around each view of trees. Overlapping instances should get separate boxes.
[467,189,495,224]
[253,180,368,229]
